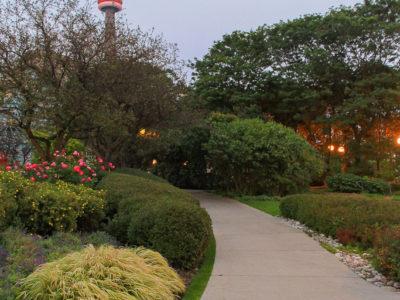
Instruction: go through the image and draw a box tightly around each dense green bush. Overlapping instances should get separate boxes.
[327,173,390,194]
[0,172,105,234]
[156,126,213,189]
[374,227,400,282]
[99,172,212,270]
[280,193,400,247]
[18,245,185,300]
[206,118,323,195]
[0,228,117,299]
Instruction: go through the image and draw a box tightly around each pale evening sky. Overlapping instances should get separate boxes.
[100,0,361,63]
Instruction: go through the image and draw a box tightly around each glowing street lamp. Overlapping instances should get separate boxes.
[328,145,335,152]
[338,146,346,154]
[397,137,400,145]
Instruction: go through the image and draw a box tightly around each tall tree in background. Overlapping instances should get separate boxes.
[0,0,184,162]
[193,0,400,174]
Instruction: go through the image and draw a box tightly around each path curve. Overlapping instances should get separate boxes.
[189,190,400,300]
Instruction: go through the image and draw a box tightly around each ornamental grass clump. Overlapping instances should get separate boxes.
[18,245,185,300]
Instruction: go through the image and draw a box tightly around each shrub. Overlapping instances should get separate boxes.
[280,193,400,247]
[0,228,117,299]
[18,245,185,300]
[156,126,213,189]
[206,118,323,195]
[117,168,168,183]
[0,172,105,234]
[327,173,390,194]
[374,226,400,281]
[3,149,115,187]
[99,172,212,270]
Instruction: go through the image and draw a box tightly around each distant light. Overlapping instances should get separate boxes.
[338,146,346,154]
[397,137,400,145]
[328,145,335,152]
[152,159,158,166]
[183,161,189,166]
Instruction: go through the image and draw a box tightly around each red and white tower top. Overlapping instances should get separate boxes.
[98,0,123,12]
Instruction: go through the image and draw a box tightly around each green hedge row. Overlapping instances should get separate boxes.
[280,193,400,281]
[327,173,390,194]
[98,172,212,270]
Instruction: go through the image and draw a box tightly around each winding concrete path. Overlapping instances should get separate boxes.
[189,190,400,300]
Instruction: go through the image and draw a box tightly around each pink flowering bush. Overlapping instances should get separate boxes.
[3,150,115,187]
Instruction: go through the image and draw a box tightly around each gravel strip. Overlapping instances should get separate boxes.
[280,218,400,293]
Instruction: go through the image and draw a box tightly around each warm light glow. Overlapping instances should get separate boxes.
[338,146,346,154]
[137,128,160,139]
[152,159,158,166]
[397,137,400,145]
[183,161,189,166]
[328,145,335,152]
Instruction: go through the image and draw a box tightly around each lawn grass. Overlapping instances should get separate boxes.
[237,195,281,216]
[183,235,216,300]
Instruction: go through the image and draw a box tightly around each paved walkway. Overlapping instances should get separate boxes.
[189,190,400,300]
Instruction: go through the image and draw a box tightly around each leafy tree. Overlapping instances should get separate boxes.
[193,0,400,175]
[0,0,184,163]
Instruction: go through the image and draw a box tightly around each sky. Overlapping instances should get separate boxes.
[101,0,361,63]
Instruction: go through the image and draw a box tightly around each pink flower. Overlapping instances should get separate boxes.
[30,177,36,182]
[97,157,104,164]
[36,172,41,176]
[42,161,48,166]
[45,166,50,170]
[92,173,97,177]
[86,177,92,182]
[5,166,12,171]
[79,159,86,167]
[42,174,49,179]
[31,164,38,169]
[73,151,80,157]
[81,178,87,183]
[50,162,57,167]
[79,171,84,176]
[61,163,69,169]
[100,166,106,171]
[108,162,115,169]
[73,166,81,173]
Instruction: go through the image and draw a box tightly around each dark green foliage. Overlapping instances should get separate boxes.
[280,193,400,247]
[157,126,213,189]
[0,228,117,299]
[98,172,212,270]
[206,118,323,195]
[193,1,400,173]
[327,173,390,194]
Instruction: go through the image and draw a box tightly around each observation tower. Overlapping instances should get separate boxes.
[98,0,123,49]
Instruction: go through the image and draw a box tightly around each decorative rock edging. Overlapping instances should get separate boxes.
[280,218,400,293]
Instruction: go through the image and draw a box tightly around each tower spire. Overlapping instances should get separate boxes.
[98,0,123,56]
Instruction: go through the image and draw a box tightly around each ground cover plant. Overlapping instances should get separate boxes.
[98,171,212,270]
[18,245,185,300]
[280,193,400,281]
[0,228,118,299]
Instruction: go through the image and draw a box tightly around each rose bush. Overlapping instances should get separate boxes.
[2,150,115,187]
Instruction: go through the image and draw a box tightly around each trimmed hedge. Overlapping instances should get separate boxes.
[98,172,212,270]
[280,193,400,247]
[0,172,105,234]
[327,173,390,194]
[116,168,169,183]
[280,193,400,281]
